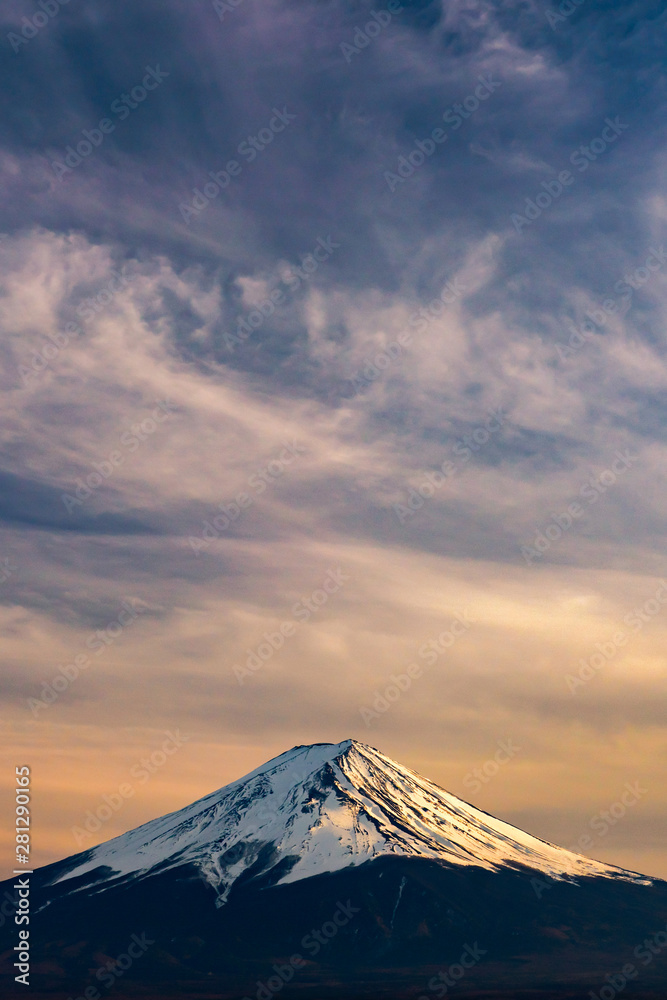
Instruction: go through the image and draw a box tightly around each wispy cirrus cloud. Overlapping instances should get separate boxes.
[1,0,667,879]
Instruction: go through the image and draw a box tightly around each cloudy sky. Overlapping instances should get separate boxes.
[2,0,667,879]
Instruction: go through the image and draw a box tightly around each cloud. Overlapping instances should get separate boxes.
[1,0,667,878]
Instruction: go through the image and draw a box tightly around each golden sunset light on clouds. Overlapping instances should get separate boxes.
[1,0,666,905]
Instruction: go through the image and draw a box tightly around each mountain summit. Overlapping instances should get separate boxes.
[48,739,649,906]
[7,741,667,999]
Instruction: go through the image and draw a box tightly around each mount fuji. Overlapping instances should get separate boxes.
[39,739,651,902]
[3,740,666,999]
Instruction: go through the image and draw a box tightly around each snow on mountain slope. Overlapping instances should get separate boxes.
[49,740,652,904]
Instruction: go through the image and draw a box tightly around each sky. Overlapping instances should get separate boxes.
[1,0,667,881]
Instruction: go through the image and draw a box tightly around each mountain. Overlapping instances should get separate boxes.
[38,738,651,903]
[3,740,667,999]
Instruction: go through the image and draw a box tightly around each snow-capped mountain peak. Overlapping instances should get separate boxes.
[50,739,651,904]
